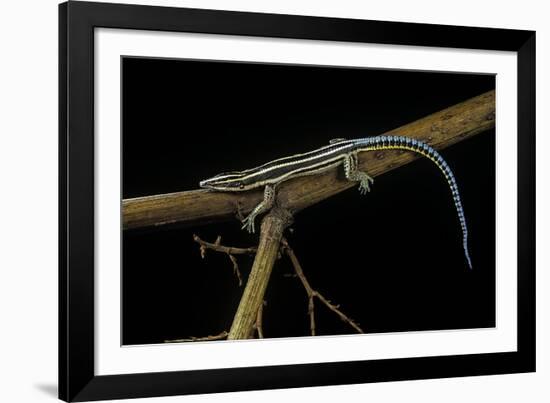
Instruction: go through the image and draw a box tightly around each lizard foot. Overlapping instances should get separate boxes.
[241,214,256,234]
[358,174,374,195]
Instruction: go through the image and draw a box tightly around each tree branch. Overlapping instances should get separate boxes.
[192,234,257,286]
[227,208,293,340]
[281,238,363,335]
[123,90,495,230]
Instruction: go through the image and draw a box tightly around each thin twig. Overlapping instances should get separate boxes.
[281,237,363,335]
[164,330,228,343]
[227,254,242,286]
[308,293,316,336]
[256,300,266,338]
[193,234,258,256]
[193,234,257,286]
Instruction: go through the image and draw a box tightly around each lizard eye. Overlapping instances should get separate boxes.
[239,183,245,190]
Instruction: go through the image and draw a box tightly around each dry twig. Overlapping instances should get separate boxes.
[193,234,270,339]
[255,300,266,339]
[190,233,362,338]
[164,330,228,343]
[281,237,363,335]
[193,234,257,286]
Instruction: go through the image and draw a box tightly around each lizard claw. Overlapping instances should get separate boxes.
[358,180,373,194]
[241,215,256,233]
[358,174,374,195]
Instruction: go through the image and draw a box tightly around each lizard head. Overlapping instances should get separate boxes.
[199,171,249,192]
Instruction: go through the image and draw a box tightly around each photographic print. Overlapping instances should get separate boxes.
[60,2,535,400]
[121,57,496,345]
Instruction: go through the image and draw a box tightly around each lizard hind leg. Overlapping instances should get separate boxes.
[241,184,276,233]
[344,152,374,195]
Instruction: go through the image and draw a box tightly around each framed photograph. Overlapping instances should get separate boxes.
[59,1,535,401]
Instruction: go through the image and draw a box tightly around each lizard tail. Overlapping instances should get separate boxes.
[361,136,473,270]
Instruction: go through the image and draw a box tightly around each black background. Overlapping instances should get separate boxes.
[122,57,495,345]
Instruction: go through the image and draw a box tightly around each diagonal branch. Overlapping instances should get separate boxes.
[227,208,293,340]
[123,90,495,230]
[281,238,363,335]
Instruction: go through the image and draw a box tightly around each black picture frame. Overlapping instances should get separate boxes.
[59,1,536,401]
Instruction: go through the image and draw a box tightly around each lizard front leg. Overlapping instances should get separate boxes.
[241,184,276,233]
[344,152,374,195]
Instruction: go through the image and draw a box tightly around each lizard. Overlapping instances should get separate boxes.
[199,135,472,269]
